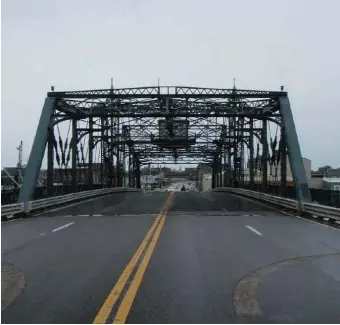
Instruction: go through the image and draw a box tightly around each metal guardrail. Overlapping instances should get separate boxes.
[1,187,141,220]
[1,203,25,218]
[213,187,340,223]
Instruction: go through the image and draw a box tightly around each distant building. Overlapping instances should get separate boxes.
[197,163,212,173]
[246,155,311,181]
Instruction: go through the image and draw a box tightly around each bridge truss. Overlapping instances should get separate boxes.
[18,85,311,203]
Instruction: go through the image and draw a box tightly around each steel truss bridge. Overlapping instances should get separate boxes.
[5,84,340,325]
[18,85,311,204]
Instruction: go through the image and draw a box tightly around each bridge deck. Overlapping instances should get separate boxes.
[2,191,340,323]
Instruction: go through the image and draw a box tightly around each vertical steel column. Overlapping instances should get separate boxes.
[280,125,287,196]
[132,155,136,188]
[128,148,132,187]
[223,152,228,187]
[108,116,114,187]
[211,161,216,189]
[227,144,232,187]
[227,118,232,187]
[136,155,141,189]
[232,119,238,187]
[116,117,121,187]
[71,118,77,193]
[19,98,55,204]
[88,117,94,190]
[279,97,311,203]
[223,143,228,187]
[219,155,223,188]
[100,117,105,186]
[47,126,54,196]
[261,120,268,192]
[249,118,254,190]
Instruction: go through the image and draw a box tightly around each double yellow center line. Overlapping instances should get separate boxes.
[93,191,175,324]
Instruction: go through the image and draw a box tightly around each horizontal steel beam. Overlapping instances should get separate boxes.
[48,86,287,99]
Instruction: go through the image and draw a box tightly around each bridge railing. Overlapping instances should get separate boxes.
[239,184,340,208]
[1,187,141,221]
[1,184,107,205]
[213,187,340,223]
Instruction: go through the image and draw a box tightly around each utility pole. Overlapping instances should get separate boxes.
[17,141,24,183]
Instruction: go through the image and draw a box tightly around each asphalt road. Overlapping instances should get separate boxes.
[2,191,340,323]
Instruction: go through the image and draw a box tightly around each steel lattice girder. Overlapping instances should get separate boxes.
[48,86,286,167]
[48,86,286,98]
[49,86,285,118]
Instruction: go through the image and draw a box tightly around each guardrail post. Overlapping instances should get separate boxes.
[23,201,32,214]
[296,200,305,214]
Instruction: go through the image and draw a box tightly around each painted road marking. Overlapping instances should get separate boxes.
[246,225,263,236]
[229,193,340,232]
[102,205,114,212]
[113,213,167,323]
[93,191,175,324]
[52,222,75,232]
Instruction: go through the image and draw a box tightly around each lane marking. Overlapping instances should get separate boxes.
[51,222,75,232]
[92,215,163,324]
[113,212,167,324]
[245,225,263,236]
[93,192,174,324]
[228,193,340,232]
[102,205,114,212]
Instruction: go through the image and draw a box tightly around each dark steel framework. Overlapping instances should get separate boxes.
[18,85,311,204]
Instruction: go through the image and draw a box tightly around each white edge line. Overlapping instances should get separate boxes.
[246,225,263,236]
[52,222,75,232]
[101,205,113,212]
[229,193,340,232]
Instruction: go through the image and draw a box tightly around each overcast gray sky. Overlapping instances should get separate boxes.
[2,0,339,170]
